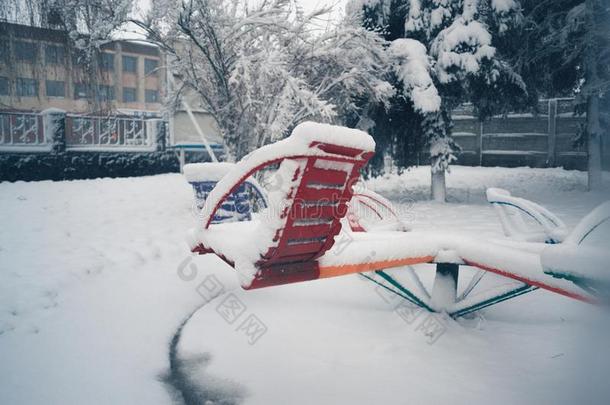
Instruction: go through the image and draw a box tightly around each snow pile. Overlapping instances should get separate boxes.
[320,231,442,268]
[0,174,199,404]
[430,0,452,30]
[291,121,376,152]
[431,18,496,83]
[462,0,479,21]
[542,245,610,284]
[429,0,497,83]
[490,0,520,32]
[564,201,610,245]
[365,166,606,202]
[404,0,424,33]
[429,136,457,172]
[183,162,236,183]
[542,201,610,282]
[2,166,610,404]
[491,0,518,13]
[389,38,441,113]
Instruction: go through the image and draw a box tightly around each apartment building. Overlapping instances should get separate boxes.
[0,21,166,116]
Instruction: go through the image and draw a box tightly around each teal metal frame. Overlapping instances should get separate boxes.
[362,263,539,319]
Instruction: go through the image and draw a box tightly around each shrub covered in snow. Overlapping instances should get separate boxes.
[0,152,179,182]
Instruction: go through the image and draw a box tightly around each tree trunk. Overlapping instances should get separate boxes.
[585,0,603,191]
[431,169,446,202]
[587,95,603,191]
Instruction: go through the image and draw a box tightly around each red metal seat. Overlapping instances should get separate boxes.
[191,122,375,289]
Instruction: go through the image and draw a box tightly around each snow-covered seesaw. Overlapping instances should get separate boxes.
[186,122,610,317]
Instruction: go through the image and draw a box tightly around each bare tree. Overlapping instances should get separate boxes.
[135,0,393,160]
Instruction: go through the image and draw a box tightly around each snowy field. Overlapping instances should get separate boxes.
[1,166,610,405]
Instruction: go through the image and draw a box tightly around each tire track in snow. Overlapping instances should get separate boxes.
[164,296,246,405]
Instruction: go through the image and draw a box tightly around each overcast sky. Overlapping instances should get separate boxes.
[135,0,348,18]
[297,0,347,17]
[122,0,348,39]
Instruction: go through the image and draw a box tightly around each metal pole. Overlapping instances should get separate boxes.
[431,263,459,312]
[183,105,218,162]
[167,70,218,162]
[179,149,186,173]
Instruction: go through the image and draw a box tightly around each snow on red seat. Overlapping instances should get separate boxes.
[189,122,375,288]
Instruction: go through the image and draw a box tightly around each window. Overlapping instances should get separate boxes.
[144,58,158,75]
[122,87,137,102]
[16,78,38,97]
[0,42,9,61]
[0,77,8,95]
[99,53,114,71]
[46,80,65,97]
[122,55,137,73]
[74,83,89,99]
[145,89,159,103]
[15,41,38,62]
[45,45,66,64]
[97,85,115,101]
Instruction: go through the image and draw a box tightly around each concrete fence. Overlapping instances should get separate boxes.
[2,99,608,174]
[451,98,608,171]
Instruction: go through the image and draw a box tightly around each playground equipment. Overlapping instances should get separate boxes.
[486,187,569,243]
[187,122,609,316]
[184,162,267,222]
[347,185,410,232]
[487,187,610,297]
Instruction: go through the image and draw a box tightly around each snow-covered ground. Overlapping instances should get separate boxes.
[1,166,609,404]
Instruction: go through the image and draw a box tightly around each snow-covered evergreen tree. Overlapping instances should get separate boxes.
[349,0,527,201]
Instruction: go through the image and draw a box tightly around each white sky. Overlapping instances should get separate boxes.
[298,0,347,19]
[135,0,348,22]
[121,0,348,40]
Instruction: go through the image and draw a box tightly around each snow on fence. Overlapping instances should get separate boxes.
[65,115,155,151]
[0,112,49,152]
[450,98,602,170]
[0,111,164,153]
[1,99,607,171]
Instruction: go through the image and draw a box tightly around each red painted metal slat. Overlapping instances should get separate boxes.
[245,261,321,289]
[298,187,345,203]
[304,167,348,186]
[261,252,319,264]
[310,142,366,158]
[283,224,332,239]
[291,204,340,220]
[281,241,326,257]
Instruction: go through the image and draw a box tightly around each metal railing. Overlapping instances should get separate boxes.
[65,115,153,150]
[0,112,46,148]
